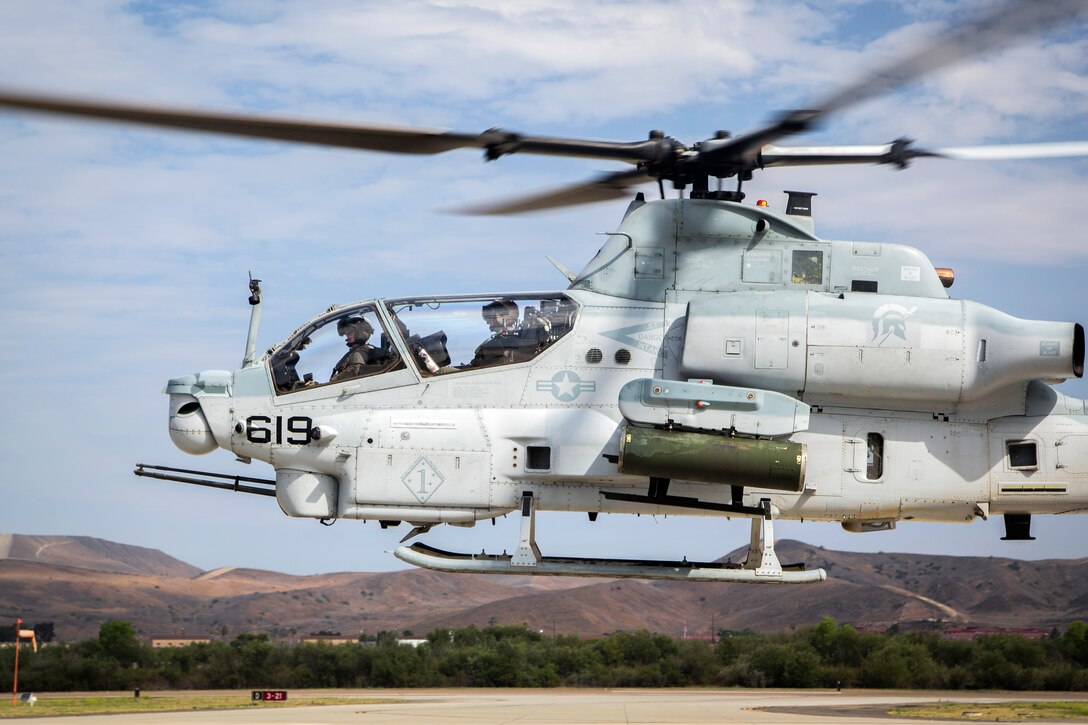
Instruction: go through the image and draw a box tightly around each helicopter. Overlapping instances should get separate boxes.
[2,0,1087,584]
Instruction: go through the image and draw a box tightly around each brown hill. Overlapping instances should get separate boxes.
[0,534,200,578]
[2,534,1085,642]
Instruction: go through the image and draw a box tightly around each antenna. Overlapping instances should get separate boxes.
[242,272,263,368]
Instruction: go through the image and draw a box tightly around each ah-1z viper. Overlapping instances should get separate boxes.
[3,0,1087,585]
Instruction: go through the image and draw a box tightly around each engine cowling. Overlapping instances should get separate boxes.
[680,291,1083,410]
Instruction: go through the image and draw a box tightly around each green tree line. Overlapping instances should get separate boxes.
[1,619,1086,691]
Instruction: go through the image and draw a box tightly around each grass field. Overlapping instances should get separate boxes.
[0,694,398,718]
[890,701,1088,721]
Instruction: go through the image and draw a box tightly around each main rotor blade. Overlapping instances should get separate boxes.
[1,0,1080,201]
[816,0,1087,119]
[0,89,484,154]
[454,169,652,215]
[0,89,670,165]
[701,0,1087,167]
[759,140,1088,169]
[933,141,1088,161]
[758,142,926,168]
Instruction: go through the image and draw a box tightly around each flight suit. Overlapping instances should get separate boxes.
[469,332,536,367]
[331,343,378,382]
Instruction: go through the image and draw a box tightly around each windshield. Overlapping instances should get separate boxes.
[269,304,406,394]
[386,294,577,375]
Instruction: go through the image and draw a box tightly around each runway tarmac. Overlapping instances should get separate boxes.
[11,689,1088,725]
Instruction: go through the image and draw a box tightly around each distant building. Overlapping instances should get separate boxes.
[300,635,358,645]
[941,626,1050,640]
[149,636,212,648]
[397,638,428,648]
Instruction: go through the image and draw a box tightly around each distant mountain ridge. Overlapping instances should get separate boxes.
[0,534,201,578]
[1,534,1085,642]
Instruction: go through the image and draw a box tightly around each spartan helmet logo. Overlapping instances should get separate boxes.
[871,304,917,346]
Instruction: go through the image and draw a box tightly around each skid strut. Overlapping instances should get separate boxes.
[511,491,542,566]
[744,499,783,577]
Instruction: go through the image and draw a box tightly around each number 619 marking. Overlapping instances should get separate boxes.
[245,415,313,445]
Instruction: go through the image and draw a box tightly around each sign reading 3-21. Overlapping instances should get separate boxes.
[251,690,288,702]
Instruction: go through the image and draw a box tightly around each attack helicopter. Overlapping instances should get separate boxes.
[3,0,1087,584]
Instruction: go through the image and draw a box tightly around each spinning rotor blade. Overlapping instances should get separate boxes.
[758,141,928,169]
[0,89,672,164]
[0,90,483,154]
[0,0,1083,215]
[815,0,1087,119]
[476,0,1088,212]
[759,140,1088,168]
[701,0,1088,168]
[456,169,653,215]
[932,142,1088,161]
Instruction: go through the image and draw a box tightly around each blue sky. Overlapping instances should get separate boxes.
[0,1,1086,575]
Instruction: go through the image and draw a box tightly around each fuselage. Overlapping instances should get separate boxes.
[166,199,1088,534]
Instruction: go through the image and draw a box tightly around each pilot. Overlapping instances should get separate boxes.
[468,300,533,367]
[331,316,377,382]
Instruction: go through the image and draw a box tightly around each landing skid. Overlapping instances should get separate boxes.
[393,492,827,584]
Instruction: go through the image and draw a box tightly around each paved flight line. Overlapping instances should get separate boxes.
[10,689,1088,724]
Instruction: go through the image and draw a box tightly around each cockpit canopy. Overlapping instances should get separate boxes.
[269,293,578,395]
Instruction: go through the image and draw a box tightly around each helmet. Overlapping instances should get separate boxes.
[337,316,373,341]
[482,300,519,328]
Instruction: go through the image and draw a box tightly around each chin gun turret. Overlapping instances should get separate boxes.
[167,394,218,455]
[164,371,233,455]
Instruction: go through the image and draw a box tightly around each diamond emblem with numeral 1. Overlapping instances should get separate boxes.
[401,456,446,503]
